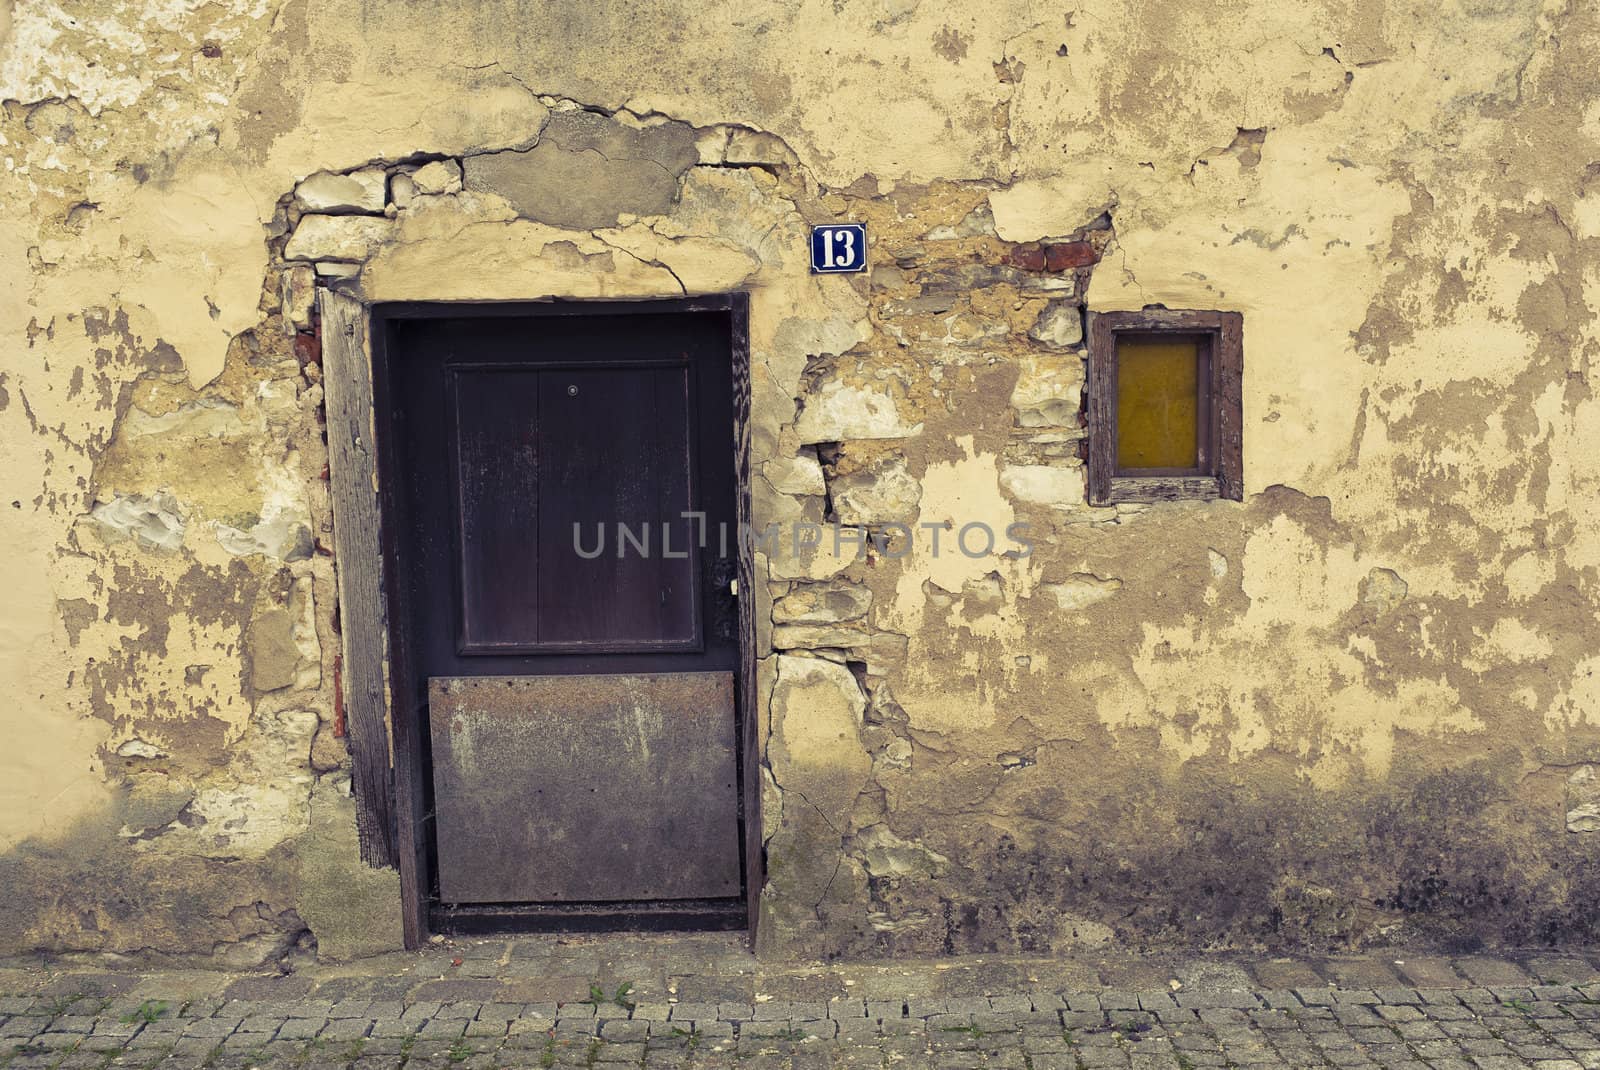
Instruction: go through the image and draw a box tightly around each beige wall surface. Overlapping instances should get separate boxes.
[0,0,1596,960]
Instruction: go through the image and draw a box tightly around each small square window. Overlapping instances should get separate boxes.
[1086,309,1243,505]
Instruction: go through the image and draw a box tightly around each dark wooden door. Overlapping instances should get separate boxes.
[378,304,745,924]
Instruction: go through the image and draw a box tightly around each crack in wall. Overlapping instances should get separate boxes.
[12,0,1600,959]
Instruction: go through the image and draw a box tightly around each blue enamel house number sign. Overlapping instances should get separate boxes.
[810,223,867,274]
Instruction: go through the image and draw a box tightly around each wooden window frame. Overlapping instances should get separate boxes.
[1086,308,1243,505]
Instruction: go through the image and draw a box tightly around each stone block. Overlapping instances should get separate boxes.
[318,1018,372,1041]
[765,451,827,497]
[417,1018,465,1038]
[987,996,1033,1014]
[284,215,395,262]
[999,464,1086,507]
[829,457,921,525]
[33,1030,90,1048]
[0,1017,47,1037]
[1010,353,1083,427]
[919,262,1072,294]
[793,382,923,443]
[770,622,871,651]
[1028,300,1084,348]
[247,608,298,693]
[757,468,827,527]
[771,581,871,625]
[753,1001,826,1020]
[295,169,387,214]
[274,1018,326,1039]
[695,126,730,164]
[411,159,462,195]
[1393,959,1466,988]
[756,554,775,658]
[834,1016,880,1038]
[389,173,416,210]
[598,1019,648,1041]
[279,264,316,331]
[768,655,868,829]
[739,1018,796,1036]
[183,1017,242,1038]
[765,525,863,581]
[1174,991,1259,1009]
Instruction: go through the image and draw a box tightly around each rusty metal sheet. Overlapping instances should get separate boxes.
[428,672,741,904]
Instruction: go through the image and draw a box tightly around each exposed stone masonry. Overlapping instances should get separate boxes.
[261,98,1122,959]
[5,0,1599,967]
[42,84,1599,963]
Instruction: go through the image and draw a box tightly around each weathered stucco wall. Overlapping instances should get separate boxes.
[1,0,1597,961]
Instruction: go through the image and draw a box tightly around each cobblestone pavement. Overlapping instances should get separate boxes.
[2,936,1598,1069]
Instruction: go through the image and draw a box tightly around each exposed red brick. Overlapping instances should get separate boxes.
[332,654,346,738]
[294,328,321,368]
[1044,241,1098,270]
[1007,244,1047,271]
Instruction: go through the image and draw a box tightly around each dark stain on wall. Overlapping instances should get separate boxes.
[857,759,1600,957]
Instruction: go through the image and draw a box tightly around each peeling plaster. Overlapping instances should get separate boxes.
[2,0,1599,960]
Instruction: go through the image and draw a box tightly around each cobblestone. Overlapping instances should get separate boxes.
[0,943,1596,1068]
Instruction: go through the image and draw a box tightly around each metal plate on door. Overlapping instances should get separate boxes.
[427,672,741,904]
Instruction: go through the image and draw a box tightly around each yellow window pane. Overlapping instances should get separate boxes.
[1116,336,1200,470]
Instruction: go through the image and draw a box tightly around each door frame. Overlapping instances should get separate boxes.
[318,291,759,949]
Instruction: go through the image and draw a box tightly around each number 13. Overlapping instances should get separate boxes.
[823,228,857,269]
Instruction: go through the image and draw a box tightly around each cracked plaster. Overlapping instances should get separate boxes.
[1,0,1598,960]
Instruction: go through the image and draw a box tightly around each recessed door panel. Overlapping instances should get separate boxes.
[429,672,741,903]
[450,368,542,650]
[450,364,700,653]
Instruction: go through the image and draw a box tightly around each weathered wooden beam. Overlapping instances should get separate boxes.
[730,292,762,946]
[317,289,396,869]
